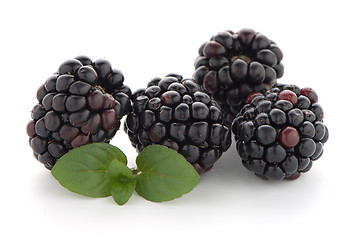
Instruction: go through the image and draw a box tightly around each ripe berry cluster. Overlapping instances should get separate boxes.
[124,74,231,174]
[193,29,284,125]
[26,56,131,169]
[231,84,328,180]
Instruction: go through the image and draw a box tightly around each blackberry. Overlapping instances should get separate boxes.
[231,84,328,180]
[193,28,284,125]
[27,56,132,170]
[124,74,232,174]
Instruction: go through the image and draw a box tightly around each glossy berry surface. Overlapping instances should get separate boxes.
[27,56,132,170]
[279,126,300,148]
[231,83,328,180]
[124,74,232,174]
[193,28,284,125]
[278,90,298,105]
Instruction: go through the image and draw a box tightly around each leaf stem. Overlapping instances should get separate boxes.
[131,168,141,176]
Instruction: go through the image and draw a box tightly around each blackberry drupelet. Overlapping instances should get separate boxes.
[193,28,284,125]
[27,56,132,169]
[231,83,328,180]
[124,74,232,174]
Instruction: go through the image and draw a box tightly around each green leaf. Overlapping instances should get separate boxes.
[135,145,200,202]
[111,180,136,205]
[108,160,136,205]
[108,159,134,180]
[51,143,127,198]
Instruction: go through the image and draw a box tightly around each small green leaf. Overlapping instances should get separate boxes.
[111,180,136,205]
[135,145,200,202]
[108,160,136,205]
[108,159,135,180]
[51,143,127,198]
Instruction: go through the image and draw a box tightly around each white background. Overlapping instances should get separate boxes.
[0,0,358,239]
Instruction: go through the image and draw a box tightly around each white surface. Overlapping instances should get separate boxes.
[0,0,358,239]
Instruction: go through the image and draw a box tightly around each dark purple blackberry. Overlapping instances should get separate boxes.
[231,84,328,180]
[193,29,284,125]
[27,56,132,170]
[124,74,232,174]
